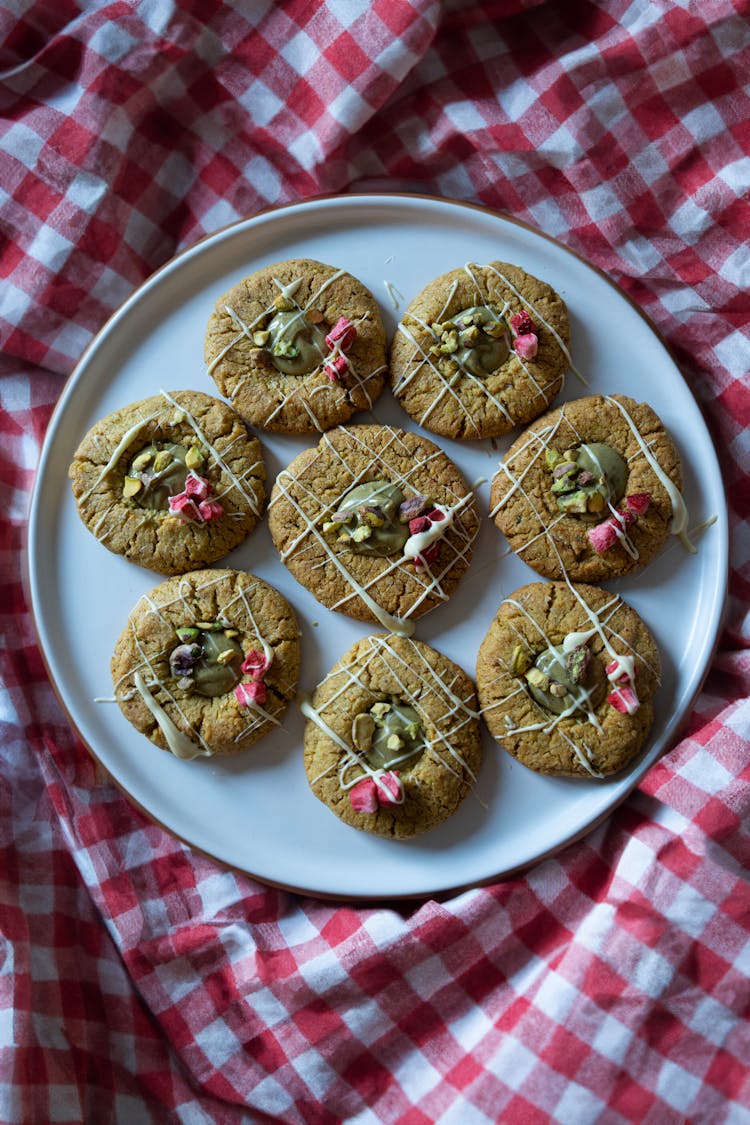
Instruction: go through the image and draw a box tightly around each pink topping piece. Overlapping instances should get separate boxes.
[587,519,620,553]
[325,316,357,351]
[234,680,268,708]
[375,770,402,806]
[198,499,224,521]
[349,777,378,814]
[414,541,441,570]
[624,492,651,516]
[167,493,200,519]
[607,686,640,715]
[324,354,349,381]
[509,310,535,336]
[426,508,446,523]
[408,515,431,535]
[513,332,539,359]
[184,472,211,500]
[241,649,271,679]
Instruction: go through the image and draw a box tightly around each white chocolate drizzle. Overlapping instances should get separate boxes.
[134,672,206,760]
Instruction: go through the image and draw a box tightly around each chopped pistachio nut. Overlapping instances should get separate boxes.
[352,713,375,751]
[122,476,142,498]
[566,644,591,685]
[224,629,239,638]
[215,648,236,666]
[548,682,568,698]
[152,450,173,472]
[371,702,391,719]
[351,525,371,542]
[273,294,294,311]
[386,734,404,751]
[545,448,562,469]
[525,667,549,690]
[184,446,204,470]
[253,329,271,346]
[131,450,153,471]
[510,645,531,675]
[172,409,186,423]
[195,621,223,631]
[175,627,200,642]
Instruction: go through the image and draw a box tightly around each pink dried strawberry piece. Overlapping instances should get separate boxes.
[426,508,446,523]
[607,686,639,715]
[234,680,267,708]
[408,515,431,535]
[241,649,271,678]
[414,541,441,570]
[184,472,211,500]
[167,493,200,520]
[349,777,378,813]
[587,520,620,553]
[624,492,651,516]
[513,332,538,360]
[325,316,357,350]
[198,499,224,521]
[509,310,534,336]
[324,354,349,381]
[375,770,402,806]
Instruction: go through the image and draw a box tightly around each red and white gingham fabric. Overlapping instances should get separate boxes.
[2,1,749,1121]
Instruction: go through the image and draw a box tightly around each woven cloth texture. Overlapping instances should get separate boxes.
[2,1,749,1122]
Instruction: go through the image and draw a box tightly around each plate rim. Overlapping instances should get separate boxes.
[25,191,730,900]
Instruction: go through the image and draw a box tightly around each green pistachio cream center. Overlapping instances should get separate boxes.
[265,308,327,376]
[351,698,426,771]
[548,442,628,519]
[431,305,510,379]
[124,442,190,509]
[324,479,410,557]
[169,623,243,698]
[524,643,607,716]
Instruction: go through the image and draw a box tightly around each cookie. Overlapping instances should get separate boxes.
[389,260,570,440]
[69,390,266,575]
[490,394,685,582]
[204,258,388,433]
[111,569,300,759]
[476,581,660,778]
[302,634,482,838]
[268,424,479,634]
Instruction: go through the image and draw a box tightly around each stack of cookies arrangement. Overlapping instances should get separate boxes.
[69,257,689,841]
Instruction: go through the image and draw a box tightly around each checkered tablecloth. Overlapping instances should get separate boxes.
[2,2,749,1121]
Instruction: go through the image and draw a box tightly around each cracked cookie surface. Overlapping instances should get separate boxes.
[476,581,660,778]
[111,569,300,758]
[69,389,266,575]
[204,258,387,433]
[268,424,480,634]
[389,260,570,440]
[303,633,482,838]
[490,394,683,582]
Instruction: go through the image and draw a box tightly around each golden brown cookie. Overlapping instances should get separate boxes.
[476,581,660,778]
[268,424,479,635]
[204,258,388,433]
[389,260,570,440]
[490,394,684,582]
[111,569,300,758]
[303,634,482,838]
[69,390,266,575]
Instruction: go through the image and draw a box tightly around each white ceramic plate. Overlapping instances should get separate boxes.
[28,194,727,899]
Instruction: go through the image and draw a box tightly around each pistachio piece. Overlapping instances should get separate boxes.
[510,645,531,675]
[552,460,579,479]
[175,626,200,642]
[122,476,142,498]
[351,525,372,543]
[525,667,549,691]
[253,329,271,346]
[359,505,386,528]
[439,330,459,354]
[215,648,236,666]
[172,409,186,423]
[224,629,239,639]
[386,734,404,751]
[273,294,294,311]
[195,621,223,631]
[548,682,568,698]
[557,490,590,514]
[460,324,481,345]
[132,451,153,471]
[566,645,591,685]
[152,450,173,472]
[545,449,562,469]
[371,702,391,719]
[352,712,375,751]
[184,446,204,471]
[398,495,429,523]
[485,321,505,339]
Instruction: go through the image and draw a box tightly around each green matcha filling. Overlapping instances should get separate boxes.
[524,643,606,716]
[324,479,409,557]
[547,442,628,518]
[364,699,425,771]
[169,623,243,698]
[431,304,510,378]
[265,309,327,376]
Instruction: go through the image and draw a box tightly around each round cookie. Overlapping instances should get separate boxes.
[490,394,684,582]
[69,390,266,575]
[268,424,480,634]
[111,569,300,758]
[303,634,482,838]
[204,258,388,433]
[476,581,660,778]
[389,260,570,440]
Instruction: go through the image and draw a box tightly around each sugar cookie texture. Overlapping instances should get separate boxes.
[205,258,388,433]
[303,634,482,838]
[490,394,684,582]
[268,424,480,635]
[69,390,266,575]
[111,569,300,759]
[389,260,570,440]
[476,581,660,778]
